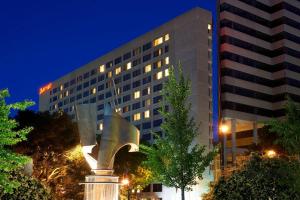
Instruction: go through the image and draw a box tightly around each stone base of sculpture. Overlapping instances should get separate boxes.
[83,170,119,200]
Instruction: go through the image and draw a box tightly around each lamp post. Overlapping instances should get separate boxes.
[219,123,229,168]
[121,178,130,200]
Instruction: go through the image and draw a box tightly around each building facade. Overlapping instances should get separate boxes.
[219,0,300,166]
[39,8,213,200]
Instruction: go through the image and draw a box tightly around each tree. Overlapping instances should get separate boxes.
[14,110,89,199]
[265,98,300,156]
[141,65,216,200]
[207,154,300,200]
[0,89,34,193]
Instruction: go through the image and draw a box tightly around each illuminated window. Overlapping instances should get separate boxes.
[153,37,163,46]
[54,104,58,109]
[133,113,141,121]
[65,91,69,97]
[126,62,132,70]
[92,88,96,94]
[108,71,112,78]
[144,64,151,73]
[165,34,170,41]
[59,94,63,99]
[147,87,151,95]
[60,85,63,91]
[99,123,103,131]
[144,110,150,118]
[155,71,163,80]
[134,91,140,99]
[165,57,169,65]
[99,65,105,73]
[145,99,151,107]
[208,24,212,30]
[165,68,169,77]
[115,67,121,75]
[154,60,162,69]
[117,87,121,95]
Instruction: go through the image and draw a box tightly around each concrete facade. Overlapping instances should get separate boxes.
[39,7,213,200]
[219,0,300,166]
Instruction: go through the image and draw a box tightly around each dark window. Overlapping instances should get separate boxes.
[83,100,88,104]
[64,99,69,105]
[77,75,83,82]
[90,78,97,85]
[63,108,68,113]
[133,69,141,77]
[91,69,97,76]
[132,80,141,88]
[123,52,131,60]
[106,92,112,98]
[106,61,113,69]
[98,94,104,101]
[165,45,169,53]
[77,85,82,91]
[142,122,151,130]
[142,185,151,192]
[123,84,131,92]
[153,84,163,92]
[114,57,122,65]
[97,114,104,120]
[125,116,131,121]
[70,96,75,103]
[97,104,104,111]
[143,53,151,62]
[58,102,63,108]
[132,47,141,56]
[83,90,89,97]
[53,88,58,94]
[114,77,122,84]
[153,107,161,115]
[64,82,69,89]
[142,88,149,96]
[52,96,58,102]
[83,72,90,79]
[90,97,96,103]
[153,95,162,104]
[143,42,152,51]
[143,76,151,84]
[98,75,105,82]
[132,102,140,110]
[98,84,104,91]
[153,119,163,127]
[133,58,141,67]
[77,94,82,100]
[123,73,131,81]
[153,48,162,57]
[83,81,89,88]
[69,88,74,94]
[123,105,130,113]
[123,94,131,102]
[70,79,76,85]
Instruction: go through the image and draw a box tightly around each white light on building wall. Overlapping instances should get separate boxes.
[134,91,140,99]
[208,24,212,30]
[99,123,103,131]
[165,57,170,65]
[126,62,132,70]
[156,71,163,80]
[65,90,69,97]
[115,67,121,75]
[144,64,151,73]
[133,113,141,121]
[99,65,105,73]
[60,85,63,91]
[165,33,170,41]
[165,68,169,77]
[92,88,96,94]
[108,71,112,78]
[144,110,150,118]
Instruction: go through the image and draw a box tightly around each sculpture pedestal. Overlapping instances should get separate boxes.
[83,170,119,200]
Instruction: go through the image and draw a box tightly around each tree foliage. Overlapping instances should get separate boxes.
[0,89,34,193]
[265,98,300,155]
[14,110,89,199]
[141,65,216,200]
[0,169,51,200]
[209,155,300,200]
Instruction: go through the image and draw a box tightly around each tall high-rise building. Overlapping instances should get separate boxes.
[39,8,213,199]
[219,0,300,166]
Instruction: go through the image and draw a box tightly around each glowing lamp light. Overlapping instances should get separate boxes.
[121,178,129,185]
[219,124,229,134]
[39,83,52,95]
[266,150,277,158]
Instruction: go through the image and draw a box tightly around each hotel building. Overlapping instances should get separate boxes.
[219,0,300,166]
[39,8,213,200]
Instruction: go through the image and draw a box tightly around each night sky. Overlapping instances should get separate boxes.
[0,0,218,127]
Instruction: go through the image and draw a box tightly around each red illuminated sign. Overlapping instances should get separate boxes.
[39,83,52,95]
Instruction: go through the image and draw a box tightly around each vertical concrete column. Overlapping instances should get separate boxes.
[223,132,227,167]
[253,121,258,145]
[231,119,237,166]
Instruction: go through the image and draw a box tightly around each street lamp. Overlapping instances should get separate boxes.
[121,178,129,186]
[219,123,229,168]
[266,149,277,158]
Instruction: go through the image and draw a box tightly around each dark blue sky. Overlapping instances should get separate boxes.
[0,0,217,116]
